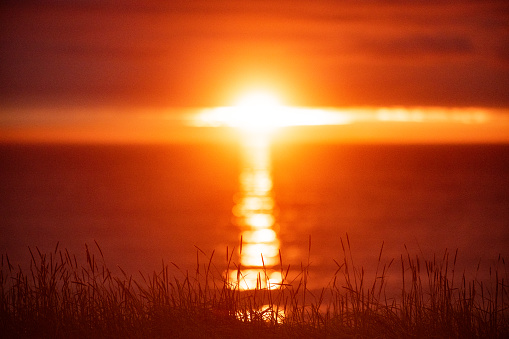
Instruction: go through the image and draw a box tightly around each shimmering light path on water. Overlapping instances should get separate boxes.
[229,132,282,290]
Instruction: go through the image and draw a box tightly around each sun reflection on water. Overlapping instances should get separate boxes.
[201,97,504,290]
[230,133,282,290]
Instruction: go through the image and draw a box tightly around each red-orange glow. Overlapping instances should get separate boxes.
[242,229,277,243]
[1,2,508,108]
[229,269,282,291]
[1,106,508,144]
[228,127,283,290]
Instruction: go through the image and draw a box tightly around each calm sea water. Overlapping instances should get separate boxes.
[1,142,508,288]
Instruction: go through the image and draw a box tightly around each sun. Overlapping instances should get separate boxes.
[229,90,287,131]
[194,88,353,131]
[193,88,290,132]
[234,90,282,108]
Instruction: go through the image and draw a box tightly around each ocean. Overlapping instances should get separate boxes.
[1,142,508,289]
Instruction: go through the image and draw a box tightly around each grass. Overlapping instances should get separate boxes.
[1,236,508,338]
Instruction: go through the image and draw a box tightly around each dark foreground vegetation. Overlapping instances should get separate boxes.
[1,238,508,338]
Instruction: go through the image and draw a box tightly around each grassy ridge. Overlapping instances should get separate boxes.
[1,238,508,338]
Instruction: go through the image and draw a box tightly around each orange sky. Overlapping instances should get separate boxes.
[1,1,508,108]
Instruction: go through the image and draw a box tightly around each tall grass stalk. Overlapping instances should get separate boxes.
[1,238,507,338]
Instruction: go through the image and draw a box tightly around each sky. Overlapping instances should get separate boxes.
[1,0,508,109]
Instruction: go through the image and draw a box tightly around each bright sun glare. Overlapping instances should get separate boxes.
[195,88,352,132]
[234,90,282,108]
[231,90,285,131]
[194,87,495,136]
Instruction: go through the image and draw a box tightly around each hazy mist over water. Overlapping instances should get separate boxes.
[2,106,509,144]
[1,142,508,288]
